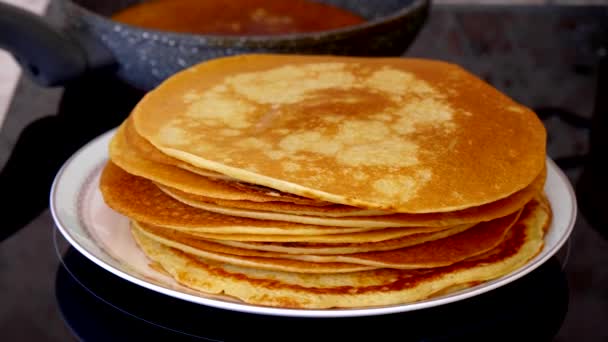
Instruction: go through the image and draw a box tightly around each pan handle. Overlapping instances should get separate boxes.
[0,2,115,86]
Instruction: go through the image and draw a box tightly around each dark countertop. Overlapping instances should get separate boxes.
[0,4,607,341]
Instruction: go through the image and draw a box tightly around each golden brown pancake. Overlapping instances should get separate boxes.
[100,162,464,241]
[100,161,381,235]
[104,156,489,232]
[125,118,339,206]
[147,220,474,255]
[133,222,376,273]
[177,223,467,243]
[157,184,386,217]
[131,197,549,308]
[125,117,334,206]
[138,221,474,255]
[114,120,328,205]
[114,117,546,227]
[157,169,546,228]
[123,116,229,180]
[136,206,520,269]
[132,54,546,213]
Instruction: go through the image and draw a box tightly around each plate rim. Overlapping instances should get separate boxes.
[50,129,577,318]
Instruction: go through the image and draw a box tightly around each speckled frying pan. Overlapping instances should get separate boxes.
[0,0,428,90]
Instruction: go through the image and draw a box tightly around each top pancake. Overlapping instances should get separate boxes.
[133,54,546,213]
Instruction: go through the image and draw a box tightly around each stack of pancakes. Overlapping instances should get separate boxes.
[100,54,551,309]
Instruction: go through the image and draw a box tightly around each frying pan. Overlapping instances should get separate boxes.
[0,0,429,90]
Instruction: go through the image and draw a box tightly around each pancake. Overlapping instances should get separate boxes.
[105,154,487,231]
[131,196,549,308]
[114,120,328,205]
[132,54,546,213]
[100,161,381,235]
[157,184,386,217]
[125,116,335,206]
[148,220,474,255]
[179,222,470,243]
[133,222,376,273]
[125,117,339,206]
[157,169,545,228]
[136,206,520,269]
[138,221,473,255]
[123,116,230,180]
[117,115,546,227]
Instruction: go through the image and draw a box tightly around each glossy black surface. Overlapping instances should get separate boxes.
[0,74,140,242]
[56,246,568,342]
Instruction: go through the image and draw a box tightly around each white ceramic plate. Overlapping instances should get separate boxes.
[50,129,577,318]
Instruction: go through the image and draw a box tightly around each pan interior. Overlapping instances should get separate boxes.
[70,0,417,22]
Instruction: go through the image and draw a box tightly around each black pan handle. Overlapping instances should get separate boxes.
[0,2,115,86]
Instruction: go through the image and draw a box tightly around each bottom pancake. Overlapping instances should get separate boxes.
[131,198,549,309]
